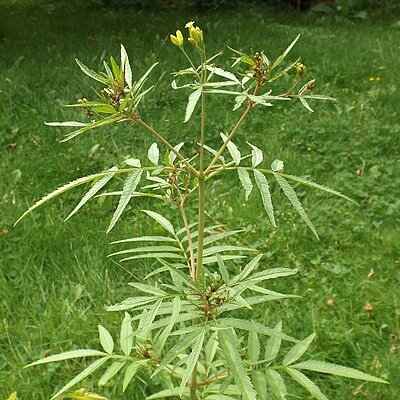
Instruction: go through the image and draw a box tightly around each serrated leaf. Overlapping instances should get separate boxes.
[179,328,205,395]
[271,159,284,172]
[283,333,316,365]
[66,167,117,221]
[61,114,123,142]
[248,330,260,363]
[250,268,298,283]
[148,143,159,165]
[142,210,175,235]
[98,325,114,354]
[220,132,241,165]
[265,321,282,362]
[252,371,267,400]
[184,88,202,123]
[265,369,287,399]
[205,330,219,367]
[254,170,276,227]
[231,253,263,284]
[271,34,300,70]
[219,328,257,400]
[107,169,142,232]
[219,318,297,342]
[238,168,253,201]
[217,254,230,285]
[285,368,328,400]
[75,58,109,84]
[125,158,141,167]
[136,299,163,345]
[50,357,109,400]
[120,44,132,89]
[146,388,190,399]
[274,174,318,239]
[15,170,119,226]
[120,312,133,356]
[25,349,107,367]
[109,245,181,257]
[291,360,388,383]
[123,360,148,392]
[98,360,126,386]
[247,142,263,167]
[200,245,255,257]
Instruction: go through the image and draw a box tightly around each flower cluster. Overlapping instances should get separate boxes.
[170,21,204,48]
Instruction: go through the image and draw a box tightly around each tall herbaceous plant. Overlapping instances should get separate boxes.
[16,22,388,400]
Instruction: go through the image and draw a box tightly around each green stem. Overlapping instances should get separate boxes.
[136,118,199,178]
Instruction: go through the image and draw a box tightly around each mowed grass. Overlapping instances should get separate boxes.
[0,3,399,399]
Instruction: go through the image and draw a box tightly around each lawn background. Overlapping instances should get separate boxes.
[0,2,399,399]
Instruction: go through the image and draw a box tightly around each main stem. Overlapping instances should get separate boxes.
[191,48,207,400]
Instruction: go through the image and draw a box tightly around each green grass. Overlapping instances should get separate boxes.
[1,3,399,399]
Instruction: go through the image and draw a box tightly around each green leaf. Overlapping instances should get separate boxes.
[61,114,124,142]
[219,318,297,342]
[231,254,263,284]
[109,245,181,257]
[184,88,202,123]
[148,143,159,165]
[179,328,206,395]
[146,388,190,399]
[277,172,357,204]
[66,167,118,221]
[50,357,109,400]
[107,169,142,232]
[142,210,175,235]
[75,58,109,84]
[120,44,132,89]
[247,142,263,167]
[168,142,184,165]
[254,170,276,227]
[25,349,107,367]
[252,371,267,400]
[271,34,300,70]
[98,360,126,386]
[119,253,185,262]
[238,168,253,201]
[220,132,241,165]
[206,66,241,84]
[128,283,166,297]
[299,96,314,112]
[274,174,319,239]
[111,236,177,244]
[291,360,388,383]
[98,325,114,354]
[120,312,133,356]
[271,159,284,172]
[106,296,158,312]
[219,328,258,400]
[205,330,219,367]
[45,121,89,127]
[133,62,158,94]
[14,170,120,226]
[250,268,298,283]
[123,360,148,392]
[285,368,328,400]
[248,330,260,363]
[152,328,203,378]
[195,229,244,249]
[265,321,282,362]
[136,299,163,345]
[283,333,316,366]
[265,369,287,399]
[200,245,255,257]
[217,254,230,285]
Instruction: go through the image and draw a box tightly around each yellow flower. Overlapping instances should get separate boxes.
[295,62,307,77]
[185,21,203,46]
[170,30,183,47]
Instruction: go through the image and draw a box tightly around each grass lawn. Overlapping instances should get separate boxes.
[0,2,399,399]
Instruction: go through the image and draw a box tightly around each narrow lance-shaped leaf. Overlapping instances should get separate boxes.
[238,168,253,201]
[265,321,282,362]
[291,360,388,383]
[133,62,159,93]
[283,333,316,366]
[271,34,300,70]
[75,58,109,84]
[148,143,160,165]
[168,142,184,165]
[98,360,126,386]
[252,370,267,400]
[285,369,329,400]
[98,325,114,354]
[206,66,241,84]
[25,349,107,367]
[219,328,258,400]
[14,169,120,226]
[265,369,288,400]
[220,132,241,165]
[66,167,118,221]
[184,88,202,123]
[121,44,132,89]
[107,168,143,232]
[248,330,260,363]
[123,360,148,392]
[247,142,263,167]
[120,312,133,357]
[254,170,276,227]
[142,210,175,236]
[273,173,319,239]
[50,357,109,400]
[299,96,314,112]
[45,121,89,127]
[179,328,206,395]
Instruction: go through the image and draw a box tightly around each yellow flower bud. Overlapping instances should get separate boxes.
[170,30,183,47]
[188,37,197,47]
[185,21,203,46]
[295,62,307,76]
